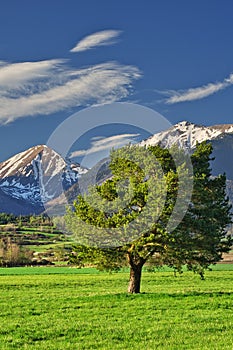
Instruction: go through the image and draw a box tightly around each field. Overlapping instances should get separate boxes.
[0,222,73,265]
[0,267,233,349]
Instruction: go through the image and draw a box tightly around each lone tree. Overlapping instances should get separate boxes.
[65,142,232,293]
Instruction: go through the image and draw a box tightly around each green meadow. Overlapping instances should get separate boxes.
[0,267,233,349]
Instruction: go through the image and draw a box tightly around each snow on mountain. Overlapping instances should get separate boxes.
[141,121,228,149]
[0,145,87,213]
[140,121,233,176]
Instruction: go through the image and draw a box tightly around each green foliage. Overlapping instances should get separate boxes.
[69,245,127,271]
[0,213,18,224]
[0,213,53,226]
[161,142,233,277]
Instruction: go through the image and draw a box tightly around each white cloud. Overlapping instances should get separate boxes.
[0,60,141,123]
[70,30,121,53]
[164,73,233,104]
[0,59,64,89]
[69,133,140,158]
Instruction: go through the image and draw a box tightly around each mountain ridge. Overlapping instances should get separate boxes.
[141,121,233,150]
[1,120,233,215]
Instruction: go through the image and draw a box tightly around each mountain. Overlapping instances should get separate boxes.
[1,121,233,215]
[141,121,233,180]
[0,145,87,214]
[141,121,233,150]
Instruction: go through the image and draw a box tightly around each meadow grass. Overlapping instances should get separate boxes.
[0,268,233,349]
[25,242,73,253]
[0,263,233,275]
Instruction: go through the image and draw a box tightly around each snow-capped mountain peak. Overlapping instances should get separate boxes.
[0,145,87,213]
[141,121,232,149]
[0,145,65,178]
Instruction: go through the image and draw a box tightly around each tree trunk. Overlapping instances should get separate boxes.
[128,263,143,293]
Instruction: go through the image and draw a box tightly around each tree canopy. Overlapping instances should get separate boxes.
[65,142,232,293]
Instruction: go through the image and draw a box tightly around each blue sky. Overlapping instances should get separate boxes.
[1,0,233,163]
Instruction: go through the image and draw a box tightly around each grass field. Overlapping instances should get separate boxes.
[0,267,233,349]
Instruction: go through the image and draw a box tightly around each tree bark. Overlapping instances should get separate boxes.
[128,263,143,293]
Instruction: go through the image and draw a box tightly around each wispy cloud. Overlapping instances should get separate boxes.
[0,60,141,123]
[0,30,141,124]
[164,73,233,104]
[69,133,140,158]
[0,59,64,89]
[70,30,121,53]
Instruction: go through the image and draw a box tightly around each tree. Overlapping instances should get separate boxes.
[65,142,232,293]
[0,237,33,267]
